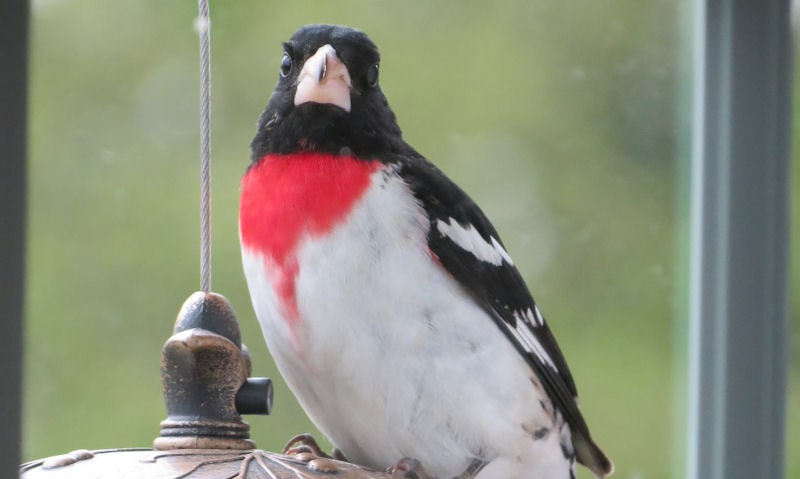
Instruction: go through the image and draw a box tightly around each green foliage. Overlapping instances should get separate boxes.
[25,1,798,478]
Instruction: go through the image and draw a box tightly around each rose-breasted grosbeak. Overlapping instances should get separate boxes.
[239,24,613,479]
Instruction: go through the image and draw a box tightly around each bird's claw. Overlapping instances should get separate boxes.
[332,447,349,462]
[457,459,487,479]
[282,433,351,464]
[283,433,332,458]
[388,457,435,479]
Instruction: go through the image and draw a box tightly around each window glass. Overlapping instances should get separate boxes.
[788,45,800,479]
[26,2,795,478]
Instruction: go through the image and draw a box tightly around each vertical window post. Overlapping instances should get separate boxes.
[0,0,28,476]
[687,1,792,479]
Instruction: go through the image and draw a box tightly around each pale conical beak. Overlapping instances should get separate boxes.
[294,44,352,112]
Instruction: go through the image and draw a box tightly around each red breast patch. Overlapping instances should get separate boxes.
[240,152,381,323]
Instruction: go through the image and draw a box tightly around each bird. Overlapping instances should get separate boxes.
[239,24,613,479]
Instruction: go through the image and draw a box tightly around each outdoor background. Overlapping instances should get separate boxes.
[24,1,798,478]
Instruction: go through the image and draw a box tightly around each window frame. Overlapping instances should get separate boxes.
[686,1,791,478]
[0,0,28,477]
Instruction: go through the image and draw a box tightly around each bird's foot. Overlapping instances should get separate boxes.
[456,459,487,479]
[282,433,349,462]
[283,433,328,457]
[282,433,343,473]
[388,457,435,479]
[331,448,349,462]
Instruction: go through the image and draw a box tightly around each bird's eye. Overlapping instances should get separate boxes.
[366,64,379,88]
[279,53,292,78]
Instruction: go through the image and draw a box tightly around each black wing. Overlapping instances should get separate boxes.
[394,154,612,477]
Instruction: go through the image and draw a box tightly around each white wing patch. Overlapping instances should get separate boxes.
[510,310,558,372]
[434,217,556,371]
[533,305,545,326]
[436,217,513,266]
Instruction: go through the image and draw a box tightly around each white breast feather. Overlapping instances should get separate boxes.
[241,170,572,479]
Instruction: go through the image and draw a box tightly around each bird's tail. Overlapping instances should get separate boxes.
[573,432,614,477]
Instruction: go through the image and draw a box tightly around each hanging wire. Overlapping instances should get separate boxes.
[196,0,212,292]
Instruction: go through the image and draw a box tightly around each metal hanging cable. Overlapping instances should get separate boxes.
[196,0,212,292]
